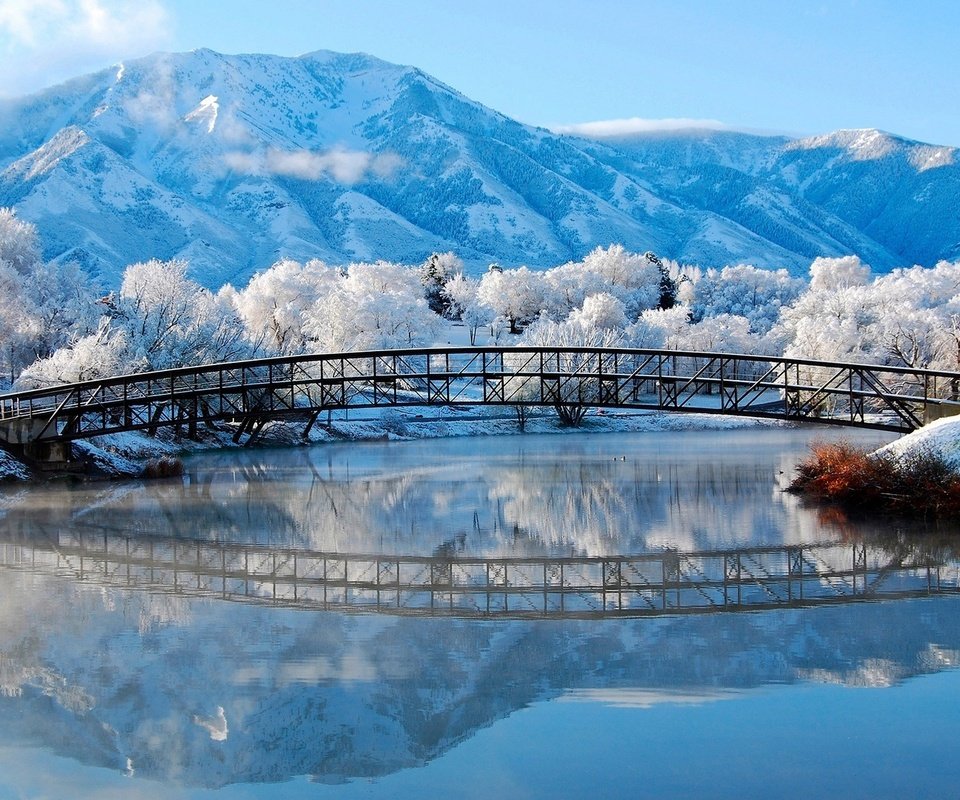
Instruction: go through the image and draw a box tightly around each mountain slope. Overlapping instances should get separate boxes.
[583,127,960,269]
[0,50,957,287]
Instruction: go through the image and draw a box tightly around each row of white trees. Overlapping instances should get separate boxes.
[4,206,960,393]
[0,209,100,384]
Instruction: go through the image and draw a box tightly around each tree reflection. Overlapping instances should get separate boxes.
[0,430,904,557]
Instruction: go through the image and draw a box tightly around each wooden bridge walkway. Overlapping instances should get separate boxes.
[2,347,959,459]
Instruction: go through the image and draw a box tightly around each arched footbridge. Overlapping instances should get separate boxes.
[2,347,959,460]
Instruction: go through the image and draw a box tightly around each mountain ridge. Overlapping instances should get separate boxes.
[0,49,957,287]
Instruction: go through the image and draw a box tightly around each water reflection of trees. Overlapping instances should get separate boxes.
[0,432,882,557]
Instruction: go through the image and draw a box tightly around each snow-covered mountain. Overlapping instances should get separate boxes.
[0,49,957,288]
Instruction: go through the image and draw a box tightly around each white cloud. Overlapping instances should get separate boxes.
[224,147,404,185]
[0,0,173,97]
[553,117,730,138]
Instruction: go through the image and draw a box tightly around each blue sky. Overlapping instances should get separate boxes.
[1,0,959,146]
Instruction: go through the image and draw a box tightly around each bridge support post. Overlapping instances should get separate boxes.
[302,411,322,440]
[0,419,72,466]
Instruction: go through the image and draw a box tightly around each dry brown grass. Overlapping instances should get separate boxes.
[789,440,960,517]
[141,456,184,479]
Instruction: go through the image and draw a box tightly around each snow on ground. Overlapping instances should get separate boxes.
[0,405,784,483]
[874,415,960,471]
[302,407,776,446]
[21,407,960,484]
[0,449,31,482]
[65,430,192,478]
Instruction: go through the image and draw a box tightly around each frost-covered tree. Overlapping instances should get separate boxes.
[16,321,129,389]
[686,264,804,335]
[22,260,100,360]
[0,208,99,384]
[766,254,879,372]
[808,255,871,292]
[567,293,628,331]
[577,245,661,318]
[511,310,625,426]
[670,313,755,354]
[111,259,241,369]
[347,260,423,296]
[625,307,692,349]
[860,263,960,371]
[18,259,256,388]
[419,251,463,316]
[444,274,491,345]
[0,207,42,274]
[777,283,888,364]
[233,258,339,354]
[772,260,931,407]
[477,266,548,334]
[541,261,610,319]
[304,261,438,352]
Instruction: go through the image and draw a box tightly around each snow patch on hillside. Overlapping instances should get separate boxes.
[4,127,91,181]
[909,145,955,172]
[0,450,30,482]
[788,128,898,160]
[184,95,219,133]
[874,416,960,470]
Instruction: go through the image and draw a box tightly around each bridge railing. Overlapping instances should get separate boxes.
[1,347,959,443]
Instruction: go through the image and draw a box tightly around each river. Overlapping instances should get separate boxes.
[1,425,959,798]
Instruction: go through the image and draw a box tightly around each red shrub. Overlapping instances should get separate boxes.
[789,440,960,517]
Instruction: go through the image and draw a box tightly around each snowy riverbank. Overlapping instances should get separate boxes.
[6,404,959,485]
[875,415,960,469]
[0,408,786,482]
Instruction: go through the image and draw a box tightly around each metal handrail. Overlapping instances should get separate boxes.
[1,346,958,442]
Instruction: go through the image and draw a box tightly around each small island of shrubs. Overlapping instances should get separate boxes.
[788,440,960,517]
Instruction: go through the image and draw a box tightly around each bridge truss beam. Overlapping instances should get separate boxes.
[2,347,959,447]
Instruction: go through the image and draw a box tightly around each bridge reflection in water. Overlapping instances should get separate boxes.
[2,531,957,618]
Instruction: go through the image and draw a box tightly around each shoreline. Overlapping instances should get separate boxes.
[0,408,794,483]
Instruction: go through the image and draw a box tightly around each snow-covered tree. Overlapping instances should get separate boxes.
[18,259,257,388]
[112,259,228,369]
[15,321,129,389]
[419,251,463,316]
[808,255,871,292]
[567,292,628,331]
[477,266,548,334]
[686,264,804,334]
[670,313,755,354]
[0,208,99,384]
[625,307,692,349]
[444,274,491,345]
[303,261,438,352]
[510,310,625,426]
[233,258,339,354]
[541,261,609,319]
[575,245,661,318]
[0,207,42,274]
[777,283,887,364]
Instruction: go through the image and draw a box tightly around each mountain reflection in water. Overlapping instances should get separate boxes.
[0,427,959,795]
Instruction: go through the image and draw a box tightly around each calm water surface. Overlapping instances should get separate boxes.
[1,425,960,799]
